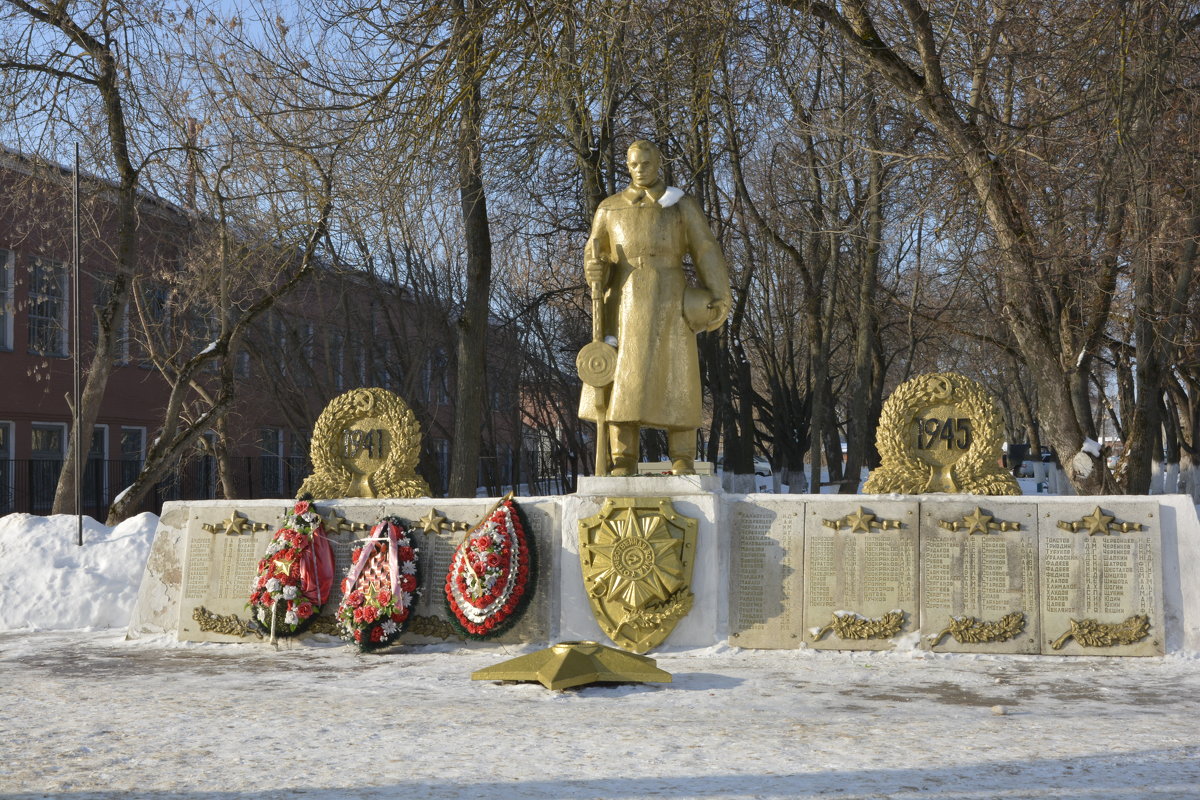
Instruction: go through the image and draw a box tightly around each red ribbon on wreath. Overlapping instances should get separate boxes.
[343,519,404,596]
[296,525,334,605]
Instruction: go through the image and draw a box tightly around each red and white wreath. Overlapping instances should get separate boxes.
[444,495,533,638]
[336,517,418,651]
[248,499,334,638]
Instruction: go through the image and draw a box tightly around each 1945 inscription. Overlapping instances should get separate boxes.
[914,417,972,451]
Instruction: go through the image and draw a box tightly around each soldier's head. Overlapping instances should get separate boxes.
[626,140,662,188]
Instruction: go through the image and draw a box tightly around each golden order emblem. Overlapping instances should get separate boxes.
[298,387,431,499]
[578,497,697,653]
[864,372,1019,495]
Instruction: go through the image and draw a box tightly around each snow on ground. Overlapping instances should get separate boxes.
[0,511,1198,798]
[0,631,1198,799]
[0,513,158,631]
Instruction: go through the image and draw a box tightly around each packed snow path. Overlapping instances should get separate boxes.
[1,632,1197,799]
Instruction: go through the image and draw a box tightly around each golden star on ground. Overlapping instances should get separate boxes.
[962,507,993,535]
[418,509,448,534]
[845,508,876,533]
[472,641,671,690]
[273,558,295,576]
[1081,506,1115,535]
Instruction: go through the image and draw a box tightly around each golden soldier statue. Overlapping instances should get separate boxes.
[578,140,731,476]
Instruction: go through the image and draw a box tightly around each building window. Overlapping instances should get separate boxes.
[433,437,450,495]
[424,348,449,406]
[0,249,13,351]
[259,427,282,496]
[137,282,170,367]
[234,349,250,378]
[119,427,145,490]
[28,257,68,357]
[0,421,12,513]
[82,425,109,508]
[93,275,129,364]
[31,422,66,513]
[301,322,315,363]
[330,331,345,392]
[195,431,217,499]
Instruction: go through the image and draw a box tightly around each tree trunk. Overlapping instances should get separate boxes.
[53,36,139,515]
[448,0,493,498]
[841,108,883,494]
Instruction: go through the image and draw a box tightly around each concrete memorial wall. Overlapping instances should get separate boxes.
[129,492,1200,657]
[133,497,560,647]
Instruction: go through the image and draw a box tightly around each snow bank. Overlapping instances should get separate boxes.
[0,512,158,631]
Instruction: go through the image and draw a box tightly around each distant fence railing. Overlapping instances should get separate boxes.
[0,457,311,519]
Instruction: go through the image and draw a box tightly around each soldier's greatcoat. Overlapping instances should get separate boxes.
[579,180,730,431]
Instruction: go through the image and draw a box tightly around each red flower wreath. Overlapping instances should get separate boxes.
[444,496,534,638]
[247,499,334,638]
[337,517,417,652]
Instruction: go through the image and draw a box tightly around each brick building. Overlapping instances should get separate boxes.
[0,149,520,517]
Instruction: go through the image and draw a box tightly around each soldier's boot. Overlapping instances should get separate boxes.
[609,423,640,476]
[668,429,697,475]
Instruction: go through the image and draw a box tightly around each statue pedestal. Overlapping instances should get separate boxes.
[558,477,727,649]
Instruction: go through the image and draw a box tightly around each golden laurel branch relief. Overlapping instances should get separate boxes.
[578,497,698,653]
[192,606,261,638]
[298,387,431,499]
[864,372,1020,495]
[812,610,905,642]
[1056,506,1144,536]
[415,509,473,535]
[321,512,371,534]
[201,511,272,536]
[937,507,1021,534]
[1051,615,1151,650]
[821,506,903,532]
[407,614,461,640]
[928,612,1026,648]
[306,616,341,636]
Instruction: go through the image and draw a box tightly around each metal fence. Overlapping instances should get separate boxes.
[0,456,311,519]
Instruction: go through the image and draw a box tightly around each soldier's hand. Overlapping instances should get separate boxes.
[584,259,609,287]
[707,295,732,329]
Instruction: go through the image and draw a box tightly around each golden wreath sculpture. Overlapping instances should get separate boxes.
[298,387,431,499]
[863,372,1020,496]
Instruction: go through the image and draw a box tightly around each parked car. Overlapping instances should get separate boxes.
[715,456,773,476]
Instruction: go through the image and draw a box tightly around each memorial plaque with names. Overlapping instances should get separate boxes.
[177,507,284,642]
[803,501,919,651]
[1039,501,1164,656]
[728,501,804,649]
[920,502,1039,654]
[402,499,559,645]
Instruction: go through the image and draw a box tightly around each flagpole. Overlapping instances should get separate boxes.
[73,143,82,547]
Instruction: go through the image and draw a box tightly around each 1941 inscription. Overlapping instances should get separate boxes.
[341,428,385,459]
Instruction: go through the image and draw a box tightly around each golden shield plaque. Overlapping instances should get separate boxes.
[297,387,431,499]
[864,372,1019,495]
[577,497,697,653]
